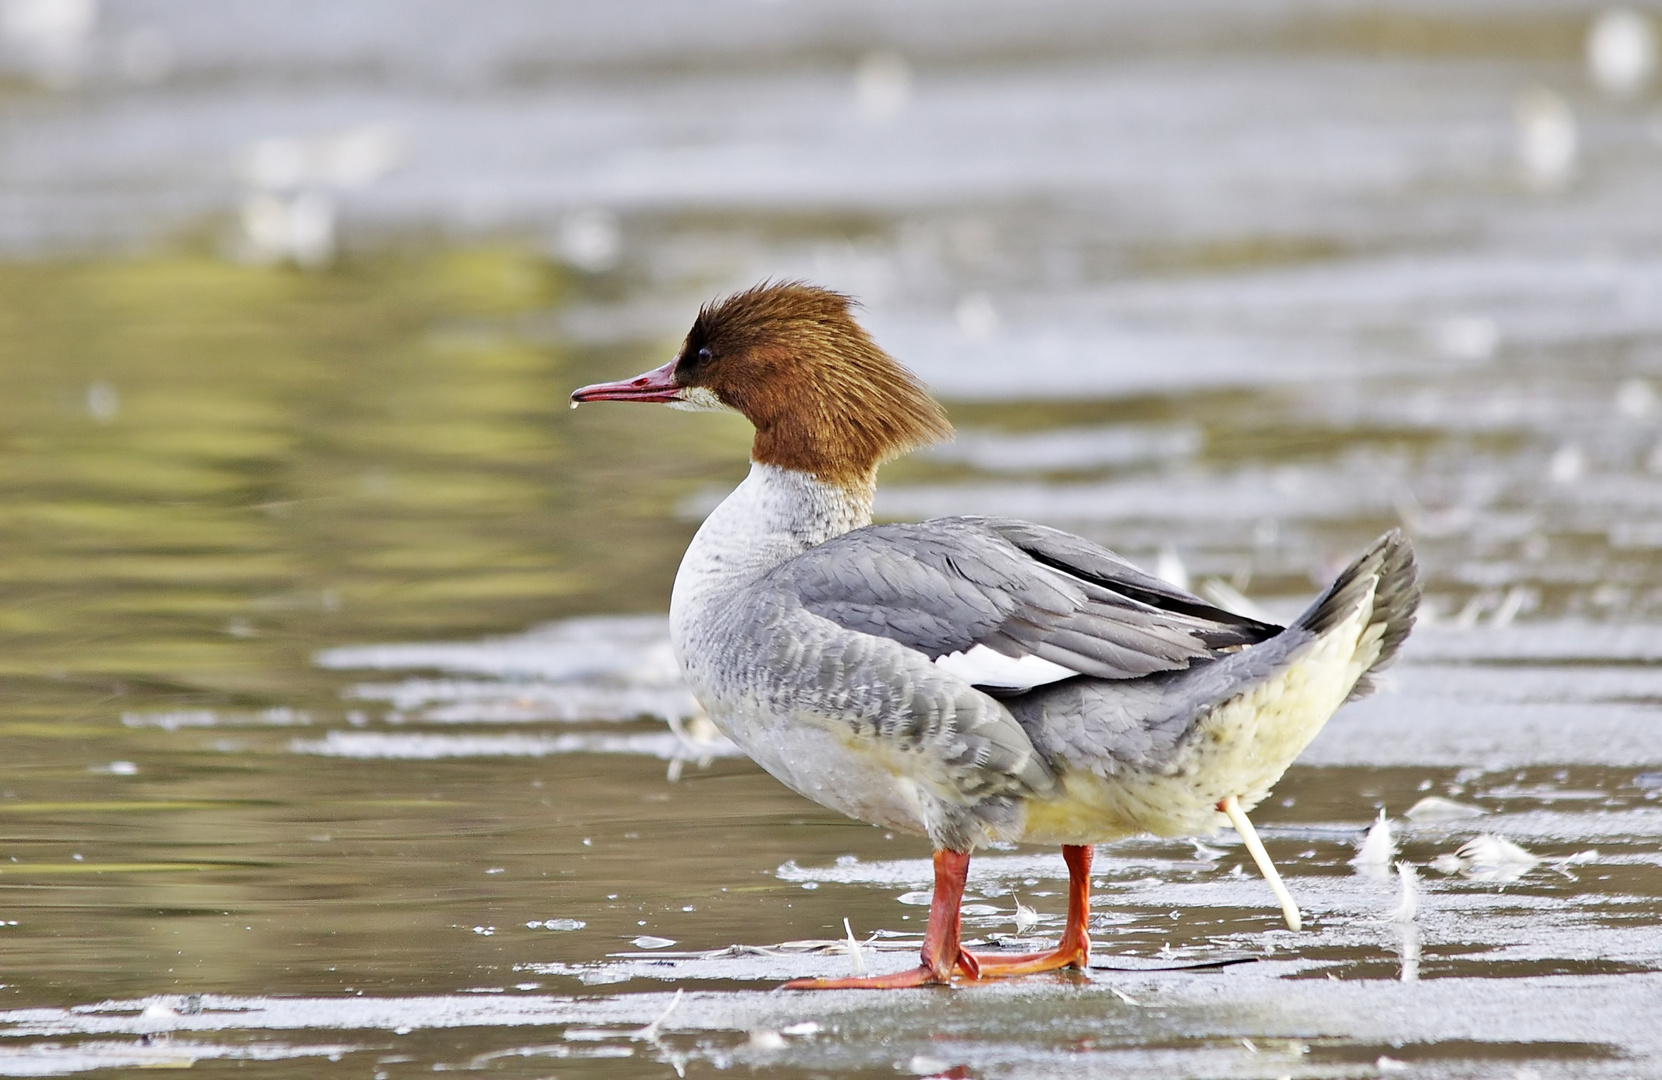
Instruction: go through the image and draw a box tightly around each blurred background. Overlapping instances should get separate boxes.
[5,0,1661,713]
[1,1,1661,1073]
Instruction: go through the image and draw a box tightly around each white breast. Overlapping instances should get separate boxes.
[669,462,873,644]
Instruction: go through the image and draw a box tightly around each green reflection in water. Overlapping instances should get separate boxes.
[0,249,747,719]
[0,248,763,1003]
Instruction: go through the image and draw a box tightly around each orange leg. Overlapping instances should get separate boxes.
[782,849,978,990]
[966,844,1093,977]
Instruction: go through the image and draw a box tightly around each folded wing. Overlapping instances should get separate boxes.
[773,515,1280,689]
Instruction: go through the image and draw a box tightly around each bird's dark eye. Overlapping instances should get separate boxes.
[676,340,715,381]
[680,345,714,376]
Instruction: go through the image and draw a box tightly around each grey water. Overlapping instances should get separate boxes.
[1,0,1660,1076]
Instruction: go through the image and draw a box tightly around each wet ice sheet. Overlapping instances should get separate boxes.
[304,615,736,765]
[315,615,702,725]
[0,783,1652,1079]
[315,614,684,686]
[1405,622,1662,664]
[0,24,1604,256]
[922,424,1202,473]
[0,1036,356,1077]
[3,974,1661,1079]
[342,680,698,725]
[879,253,1662,399]
[878,456,1407,525]
[1312,685,1662,769]
[1308,626,1662,768]
[291,729,740,762]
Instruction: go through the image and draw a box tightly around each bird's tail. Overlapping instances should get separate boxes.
[1288,529,1420,701]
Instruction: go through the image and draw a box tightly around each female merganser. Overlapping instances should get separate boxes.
[572,282,1418,990]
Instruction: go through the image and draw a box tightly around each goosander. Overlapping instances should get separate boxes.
[572,282,1418,989]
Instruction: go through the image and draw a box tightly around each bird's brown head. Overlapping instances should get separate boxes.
[571,282,952,489]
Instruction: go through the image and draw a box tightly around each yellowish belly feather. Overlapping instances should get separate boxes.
[1020,594,1382,846]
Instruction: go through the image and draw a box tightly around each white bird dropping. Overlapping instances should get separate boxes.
[1588,9,1657,97]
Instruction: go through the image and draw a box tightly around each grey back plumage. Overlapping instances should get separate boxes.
[783,516,1279,682]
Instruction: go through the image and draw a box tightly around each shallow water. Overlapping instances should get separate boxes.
[2,1,1661,1077]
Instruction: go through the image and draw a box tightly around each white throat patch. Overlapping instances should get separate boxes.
[668,386,735,414]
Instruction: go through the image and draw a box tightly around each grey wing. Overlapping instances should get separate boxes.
[776,517,1281,685]
[726,586,1057,850]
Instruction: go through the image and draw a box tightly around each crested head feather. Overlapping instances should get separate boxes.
[676,281,953,489]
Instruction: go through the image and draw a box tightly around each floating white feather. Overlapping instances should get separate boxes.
[843,917,867,977]
[1387,860,1419,923]
[1350,808,1396,875]
[1404,796,1486,823]
[1431,833,1540,882]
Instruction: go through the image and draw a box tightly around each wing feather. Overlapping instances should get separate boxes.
[770,516,1280,690]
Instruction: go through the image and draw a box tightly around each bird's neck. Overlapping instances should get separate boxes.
[670,461,873,619]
